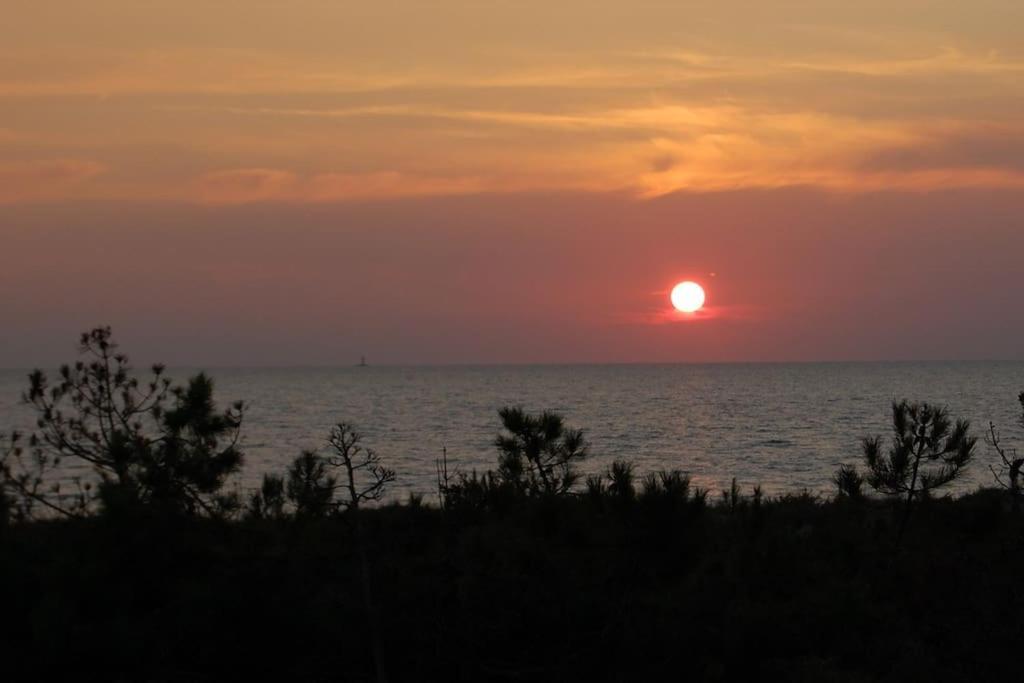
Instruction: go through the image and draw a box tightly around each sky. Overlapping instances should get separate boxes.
[2,1,1023,365]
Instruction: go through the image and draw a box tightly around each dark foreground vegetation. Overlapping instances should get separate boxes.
[3,329,1024,681]
[4,485,1024,682]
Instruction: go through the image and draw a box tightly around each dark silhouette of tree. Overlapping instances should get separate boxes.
[138,373,244,515]
[641,469,693,500]
[286,450,337,517]
[607,459,637,501]
[325,423,393,683]
[0,432,15,525]
[0,430,69,520]
[247,424,394,521]
[862,400,975,538]
[441,469,516,511]
[832,463,865,500]
[639,469,707,514]
[986,391,1024,511]
[722,477,742,511]
[327,423,395,510]
[18,326,244,516]
[247,472,286,519]
[495,407,588,495]
[241,424,395,679]
[584,472,607,502]
[435,446,452,510]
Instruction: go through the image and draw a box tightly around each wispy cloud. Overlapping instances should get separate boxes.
[2,2,1023,203]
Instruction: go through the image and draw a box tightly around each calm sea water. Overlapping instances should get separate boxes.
[2,362,1023,501]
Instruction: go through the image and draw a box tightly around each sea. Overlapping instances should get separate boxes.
[1,362,1022,502]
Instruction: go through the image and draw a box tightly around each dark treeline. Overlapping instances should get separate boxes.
[2,328,1024,681]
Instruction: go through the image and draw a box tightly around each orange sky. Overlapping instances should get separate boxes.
[2,1,1023,364]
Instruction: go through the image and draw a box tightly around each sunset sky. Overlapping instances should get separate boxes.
[2,1,1023,365]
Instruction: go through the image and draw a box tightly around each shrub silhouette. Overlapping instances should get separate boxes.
[247,472,286,519]
[832,463,865,500]
[722,477,742,511]
[637,469,706,517]
[443,470,519,512]
[240,423,394,680]
[17,327,244,517]
[327,423,395,511]
[435,408,589,508]
[986,391,1024,511]
[584,472,607,502]
[324,422,394,683]
[581,464,706,516]
[0,431,29,521]
[494,407,588,495]
[135,373,244,515]
[862,400,976,537]
[286,450,337,517]
[646,469,693,500]
[247,424,395,520]
[0,433,12,526]
[607,459,637,501]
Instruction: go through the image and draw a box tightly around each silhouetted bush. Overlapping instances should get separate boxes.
[607,459,636,501]
[654,469,692,498]
[326,422,395,511]
[0,474,8,527]
[494,406,588,495]
[442,407,589,510]
[286,450,337,517]
[862,401,976,500]
[247,473,286,519]
[0,432,17,525]
[584,472,607,502]
[833,463,865,500]
[248,424,396,521]
[134,372,244,516]
[638,469,692,503]
[722,476,742,511]
[443,470,519,513]
[635,470,707,522]
[323,422,394,683]
[862,400,976,540]
[774,488,820,506]
[13,327,244,518]
[986,391,1024,510]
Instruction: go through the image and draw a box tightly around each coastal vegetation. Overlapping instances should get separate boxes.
[2,328,1024,681]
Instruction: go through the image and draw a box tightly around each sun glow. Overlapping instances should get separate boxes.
[670,281,706,313]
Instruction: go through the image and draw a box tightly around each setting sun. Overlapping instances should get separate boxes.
[670,281,706,313]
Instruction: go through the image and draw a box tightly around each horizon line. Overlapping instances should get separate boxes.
[3,357,1024,372]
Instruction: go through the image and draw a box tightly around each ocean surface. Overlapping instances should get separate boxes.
[2,362,1023,502]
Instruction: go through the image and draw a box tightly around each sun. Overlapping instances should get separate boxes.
[670,281,706,313]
